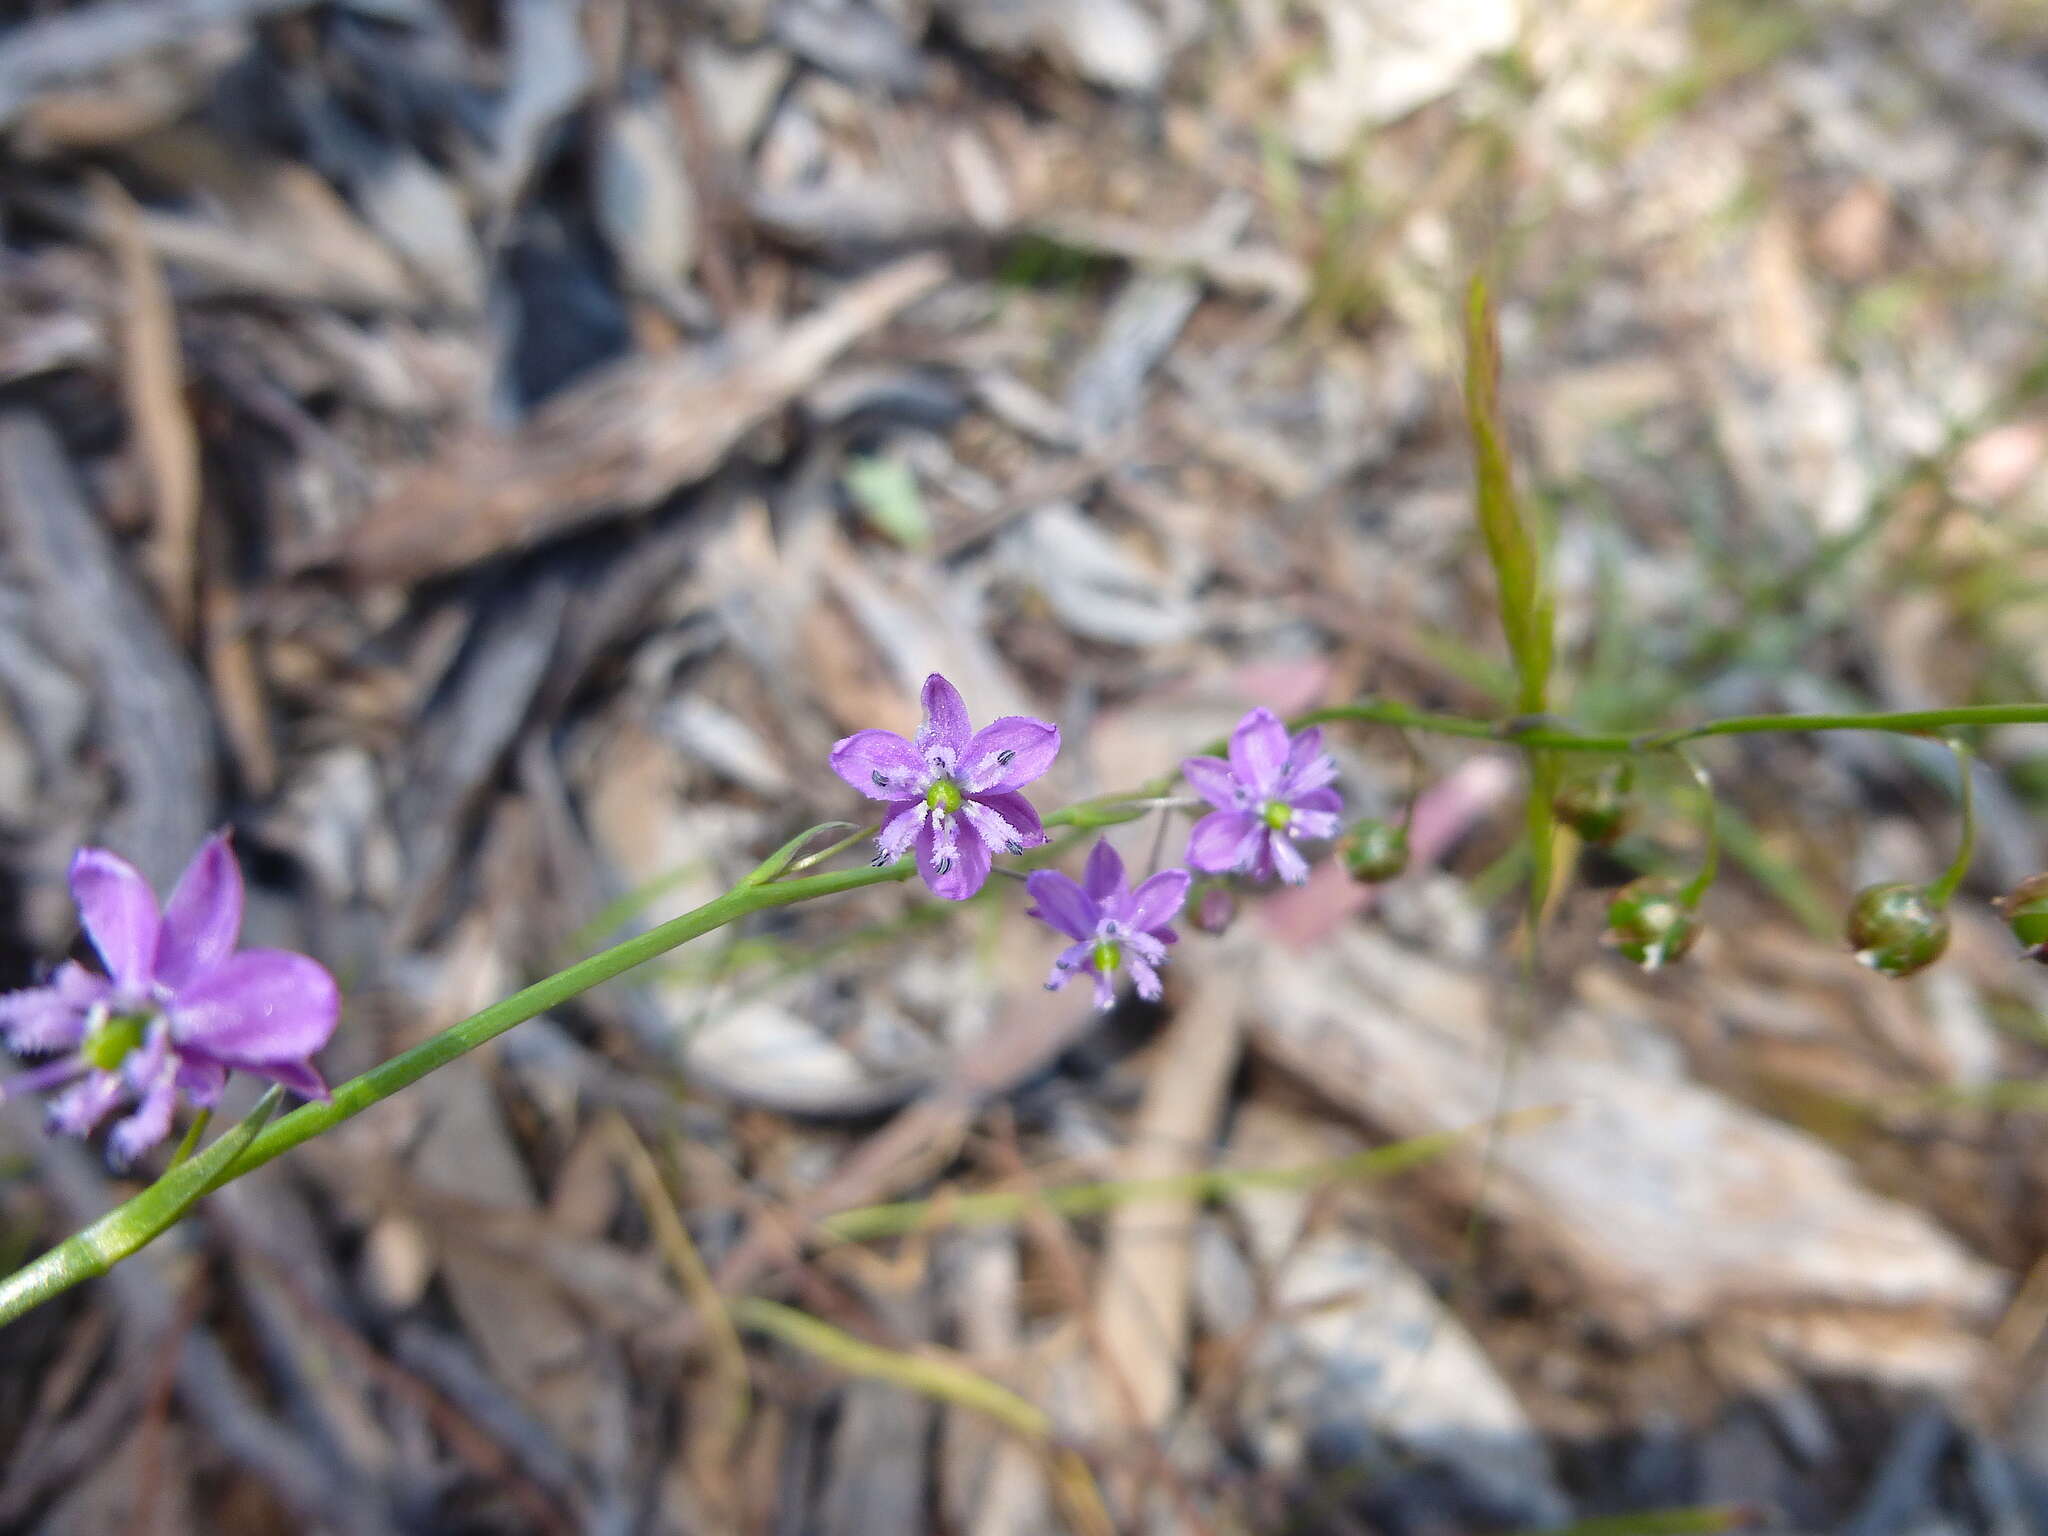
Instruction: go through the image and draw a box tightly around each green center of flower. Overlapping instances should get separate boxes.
[1261,799,1294,832]
[83,1012,148,1072]
[925,778,963,815]
[1092,938,1123,973]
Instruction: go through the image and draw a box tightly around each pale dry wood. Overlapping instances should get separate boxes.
[335,254,947,583]
[1086,954,1243,1488]
[91,173,201,643]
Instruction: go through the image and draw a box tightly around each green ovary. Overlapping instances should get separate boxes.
[83,1013,148,1071]
[1261,800,1293,832]
[925,779,963,815]
[1091,939,1122,974]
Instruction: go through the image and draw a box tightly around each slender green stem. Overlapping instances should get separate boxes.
[1925,737,1978,909]
[4,691,2047,1329]
[1298,699,2048,754]
[1673,748,1720,909]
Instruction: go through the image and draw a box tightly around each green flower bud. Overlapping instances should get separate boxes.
[1604,876,1699,971]
[1844,882,1950,978]
[1554,765,1633,845]
[1997,873,2048,962]
[1339,819,1409,883]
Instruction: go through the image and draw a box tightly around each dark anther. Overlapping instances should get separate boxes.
[872,771,889,787]
[996,749,1016,765]
[935,858,953,875]
[1006,840,1023,854]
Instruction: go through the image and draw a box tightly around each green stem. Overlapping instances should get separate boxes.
[4,692,2046,1328]
[1298,700,2048,754]
[1925,737,1978,909]
[1674,747,1721,909]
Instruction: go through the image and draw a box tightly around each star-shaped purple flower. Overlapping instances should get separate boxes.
[0,834,340,1165]
[1026,840,1190,1008]
[830,673,1060,900]
[1182,707,1342,885]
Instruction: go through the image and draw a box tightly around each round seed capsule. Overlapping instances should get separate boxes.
[1339,819,1410,883]
[1604,876,1700,972]
[1844,882,1950,978]
[1997,873,2048,962]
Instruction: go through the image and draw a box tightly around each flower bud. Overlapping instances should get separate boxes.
[1997,873,2048,962]
[1604,876,1699,971]
[1844,882,1950,978]
[1188,884,1236,935]
[1339,819,1409,883]
[1554,765,1633,845]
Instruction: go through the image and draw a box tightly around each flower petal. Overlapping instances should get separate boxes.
[1083,839,1125,902]
[830,731,928,800]
[47,1071,124,1138]
[960,796,1035,858]
[1124,869,1192,935]
[176,1056,227,1108]
[0,963,104,1055]
[108,1063,179,1168]
[1181,756,1244,810]
[247,1056,329,1101]
[1090,968,1117,1009]
[972,791,1046,849]
[917,819,992,900]
[1128,956,1163,1002]
[917,674,972,759]
[1282,730,1339,794]
[960,717,1060,794]
[169,950,340,1065]
[876,800,927,863]
[1186,811,1262,875]
[1045,940,1092,991]
[1025,871,1098,940]
[1269,832,1310,885]
[70,847,160,992]
[1290,786,1343,818]
[1289,808,1341,840]
[154,832,245,990]
[1226,708,1291,799]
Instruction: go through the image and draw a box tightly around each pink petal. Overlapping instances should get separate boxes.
[1290,808,1341,840]
[1124,869,1192,934]
[959,717,1060,794]
[960,796,1035,857]
[154,832,245,990]
[1291,786,1342,818]
[1281,730,1339,794]
[108,1064,179,1168]
[70,847,160,992]
[1181,756,1244,810]
[1128,956,1163,1002]
[46,1071,125,1138]
[1083,839,1125,902]
[1045,941,1092,991]
[1269,833,1310,886]
[972,791,1046,848]
[830,730,928,800]
[1090,968,1117,1009]
[1226,708,1291,799]
[1025,870,1098,940]
[1186,811,1261,875]
[876,800,927,862]
[917,820,992,900]
[176,1057,227,1108]
[917,674,972,758]
[169,950,340,1065]
[246,1056,329,1100]
[0,963,104,1054]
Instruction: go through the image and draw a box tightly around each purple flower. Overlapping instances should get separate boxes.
[1182,707,1342,885]
[0,835,340,1165]
[1026,840,1190,1008]
[830,673,1059,900]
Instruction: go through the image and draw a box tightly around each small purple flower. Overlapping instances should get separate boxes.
[830,673,1059,900]
[1182,707,1342,886]
[0,834,340,1165]
[1026,840,1190,1009]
